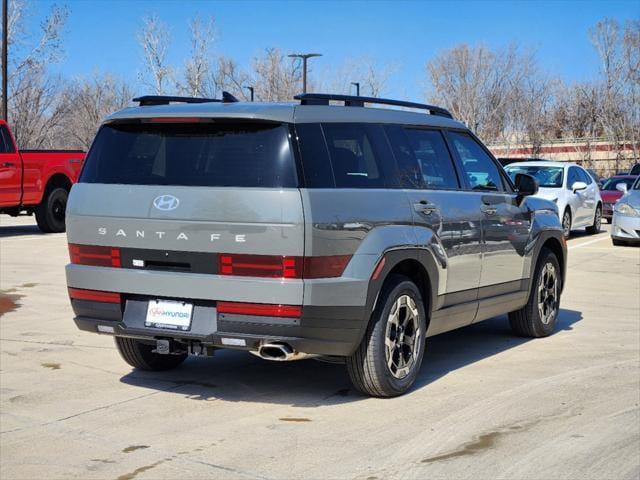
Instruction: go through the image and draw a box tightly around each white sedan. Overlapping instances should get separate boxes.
[505,161,603,238]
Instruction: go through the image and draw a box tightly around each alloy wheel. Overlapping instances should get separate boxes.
[562,212,571,238]
[384,294,421,379]
[537,262,558,325]
[52,197,66,223]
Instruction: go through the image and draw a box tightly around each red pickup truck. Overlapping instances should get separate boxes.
[0,120,85,232]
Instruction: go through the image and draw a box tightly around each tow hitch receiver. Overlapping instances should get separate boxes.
[154,339,171,355]
[152,339,187,356]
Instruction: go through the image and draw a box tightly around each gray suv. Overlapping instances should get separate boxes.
[66,93,567,397]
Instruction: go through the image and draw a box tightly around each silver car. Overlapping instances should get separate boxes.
[611,176,640,246]
[505,161,603,238]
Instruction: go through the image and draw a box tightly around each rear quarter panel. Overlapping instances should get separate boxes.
[19,151,85,205]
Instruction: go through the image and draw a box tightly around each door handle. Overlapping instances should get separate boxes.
[2,162,15,167]
[481,205,497,215]
[414,200,438,215]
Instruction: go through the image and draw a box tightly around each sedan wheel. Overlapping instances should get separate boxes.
[562,210,571,239]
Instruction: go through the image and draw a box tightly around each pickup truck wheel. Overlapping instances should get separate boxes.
[115,337,187,371]
[35,187,68,233]
[509,248,561,338]
[347,274,426,397]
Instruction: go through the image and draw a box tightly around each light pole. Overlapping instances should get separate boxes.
[244,86,254,102]
[2,0,7,120]
[351,82,360,96]
[288,53,322,94]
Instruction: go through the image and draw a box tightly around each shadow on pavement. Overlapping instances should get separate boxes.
[120,308,582,406]
[0,224,47,238]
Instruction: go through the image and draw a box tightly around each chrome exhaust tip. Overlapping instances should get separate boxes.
[250,342,317,362]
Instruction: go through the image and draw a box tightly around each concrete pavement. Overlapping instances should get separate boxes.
[1,215,639,480]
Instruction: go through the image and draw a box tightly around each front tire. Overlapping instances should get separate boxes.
[347,275,427,397]
[509,248,562,338]
[561,209,572,239]
[35,187,68,233]
[115,337,187,371]
[586,205,602,234]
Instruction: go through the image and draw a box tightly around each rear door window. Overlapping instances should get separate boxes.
[448,131,504,191]
[80,122,297,188]
[0,126,15,153]
[321,123,392,188]
[394,127,459,189]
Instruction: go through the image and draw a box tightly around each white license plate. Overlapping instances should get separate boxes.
[145,300,193,331]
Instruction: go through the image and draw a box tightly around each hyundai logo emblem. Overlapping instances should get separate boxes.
[153,194,180,211]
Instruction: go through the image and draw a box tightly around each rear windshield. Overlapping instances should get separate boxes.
[602,177,636,191]
[80,122,297,188]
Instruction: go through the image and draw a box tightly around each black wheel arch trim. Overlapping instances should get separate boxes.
[354,247,440,350]
[530,230,567,294]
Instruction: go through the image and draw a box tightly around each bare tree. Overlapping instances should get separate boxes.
[137,14,172,94]
[2,0,69,148]
[589,18,640,171]
[181,17,216,96]
[252,48,302,101]
[319,57,398,98]
[61,73,133,149]
[426,44,528,141]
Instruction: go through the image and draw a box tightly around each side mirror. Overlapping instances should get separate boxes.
[515,173,538,197]
[572,181,587,193]
[616,182,628,193]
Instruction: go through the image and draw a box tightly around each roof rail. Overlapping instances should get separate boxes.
[133,91,239,106]
[294,93,453,119]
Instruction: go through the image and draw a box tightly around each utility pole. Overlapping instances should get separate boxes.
[244,86,254,102]
[351,82,360,96]
[288,53,322,94]
[2,0,7,120]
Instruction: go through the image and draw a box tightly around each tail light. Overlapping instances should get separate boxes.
[68,287,121,304]
[217,301,301,318]
[218,254,350,279]
[69,244,121,267]
[219,254,301,278]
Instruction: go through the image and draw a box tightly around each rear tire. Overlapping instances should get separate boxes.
[347,275,427,397]
[586,205,602,234]
[115,337,187,371]
[35,187,68,233]
[509,248,561,338]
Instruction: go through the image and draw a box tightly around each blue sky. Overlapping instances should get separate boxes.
[26,0,640,100]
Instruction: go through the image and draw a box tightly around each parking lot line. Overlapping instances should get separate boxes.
[568,234,611,250]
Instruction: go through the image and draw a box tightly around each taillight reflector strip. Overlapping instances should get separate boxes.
[217,301,302,318]
[68,288,121,304]
[69,244,121,267]
[217,254,351,279]
[303,255,352,279]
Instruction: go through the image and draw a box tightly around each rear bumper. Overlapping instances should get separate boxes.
[71,298,366,357]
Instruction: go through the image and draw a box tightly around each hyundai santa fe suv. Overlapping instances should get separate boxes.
[66,93,567,397]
